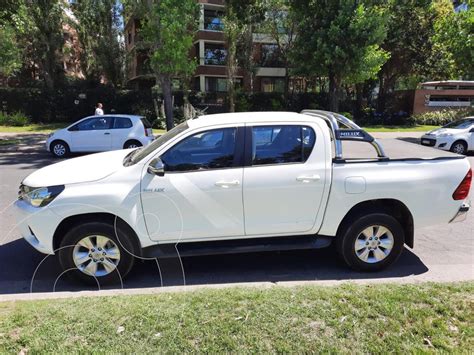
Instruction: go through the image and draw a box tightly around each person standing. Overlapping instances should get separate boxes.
[95,103,104,115]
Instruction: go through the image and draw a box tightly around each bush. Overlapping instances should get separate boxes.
[0,111,31,126]
[411,108,474,126]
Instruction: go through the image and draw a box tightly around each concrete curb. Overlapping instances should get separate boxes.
[1,265,472,302]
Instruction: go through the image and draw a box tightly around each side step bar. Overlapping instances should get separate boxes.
[142,235,333,259]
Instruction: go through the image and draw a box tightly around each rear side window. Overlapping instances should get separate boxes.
[114,117,133,129]
[251,125,315,165]
[161,128,237,172]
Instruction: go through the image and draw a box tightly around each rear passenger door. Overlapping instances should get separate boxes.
[111,117,133,149]
[243,123,327,235]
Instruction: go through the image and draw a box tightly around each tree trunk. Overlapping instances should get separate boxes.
[328,72,340,112]
[355,83,363,120]
[376,74,386,113]
[161,75,174,130]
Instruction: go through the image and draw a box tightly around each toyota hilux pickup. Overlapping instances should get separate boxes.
[14,110,472,284]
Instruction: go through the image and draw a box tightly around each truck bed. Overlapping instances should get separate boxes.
[340,138,463,162]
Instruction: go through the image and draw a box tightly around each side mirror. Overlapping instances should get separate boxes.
[469,127,474,133]
[147,157,165,177]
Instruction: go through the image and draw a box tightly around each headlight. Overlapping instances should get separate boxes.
[19,185,64,207]
[438,133,453,137]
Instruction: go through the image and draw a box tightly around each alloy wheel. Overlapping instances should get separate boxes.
[53,144,66,156]
[354,225,394,264]
[72,235,121,277]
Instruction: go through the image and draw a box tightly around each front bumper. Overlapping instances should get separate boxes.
[420,136,451,150]
[449,202,470,223]
[13,199,59,254]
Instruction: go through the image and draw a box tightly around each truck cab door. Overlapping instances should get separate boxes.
[243,123,328,235]
[141,126,245,242]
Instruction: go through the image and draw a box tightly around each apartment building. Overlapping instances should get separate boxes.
[413,80,474,114]
[124,0,289,98]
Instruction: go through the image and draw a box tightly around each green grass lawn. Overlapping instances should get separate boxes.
[0,123,166,135]
[0,123,437,134]
[364,125,439,132]
[0,123,67,133]
[0,282,472,353]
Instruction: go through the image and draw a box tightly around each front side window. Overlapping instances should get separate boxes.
[161,128,237,172]
[76,117,113,131]
[251,125,316,165]
[113,117,133,129]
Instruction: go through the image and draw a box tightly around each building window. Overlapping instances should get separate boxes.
[261,77,285,93]
[261,44,283,67]
[204,43,227,65]
[204,9,224,31]
[205,77,242,93]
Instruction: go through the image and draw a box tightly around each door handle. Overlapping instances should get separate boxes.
[104,132,110,135]
[215,180,240,188]
[296,174,321,183]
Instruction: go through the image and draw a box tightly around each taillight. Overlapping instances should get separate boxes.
[453,168,472,200]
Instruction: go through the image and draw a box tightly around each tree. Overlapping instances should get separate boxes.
[376,0,454,112]
[260,0,298,103]
[224,0,265,112]
[29,0,65,89]
[291,0,387,112]
[71,0,125,86]
[434,0,474,79]
[0,25,22,80]
[125,0,198,130]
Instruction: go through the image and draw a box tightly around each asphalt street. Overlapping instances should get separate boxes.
[0,133,472,295]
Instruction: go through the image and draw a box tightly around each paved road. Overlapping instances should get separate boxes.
[0,133,472,295]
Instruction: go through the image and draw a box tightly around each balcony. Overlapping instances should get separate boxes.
[204,44,227,66]
[203,10,224,31]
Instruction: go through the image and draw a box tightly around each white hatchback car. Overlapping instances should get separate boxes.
[421,117,474,155]
[47,114,154,157]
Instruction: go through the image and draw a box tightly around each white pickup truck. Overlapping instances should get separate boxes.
[14,110,472,284]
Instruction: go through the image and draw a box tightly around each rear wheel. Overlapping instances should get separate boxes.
[50,140,70,158]
[58,222,136,285]
[450,141,467,155]
[336,213,404,272]
[124,140,142,149]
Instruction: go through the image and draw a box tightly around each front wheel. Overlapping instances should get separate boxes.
[50,140,70,158]
[336,213,404,272]
[58,222,136,285]
[450,141,467,155]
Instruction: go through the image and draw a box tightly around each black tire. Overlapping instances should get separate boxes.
[123,140,142,149]
[336,213,404,272]
[58,221,136,285]
[50,140,70,158]
[450,140,467,155]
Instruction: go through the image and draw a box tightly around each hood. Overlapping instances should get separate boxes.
[427,128,462,136]
[23,149,133,187]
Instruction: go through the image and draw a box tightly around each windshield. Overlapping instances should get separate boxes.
[443,119,474,129]
[124,121,189,166]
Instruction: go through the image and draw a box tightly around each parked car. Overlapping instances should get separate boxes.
[46,114,154,158]
[15,111,471,284]
[421,117,474,155]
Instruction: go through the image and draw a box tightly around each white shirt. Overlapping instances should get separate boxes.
[95,108,104,115]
